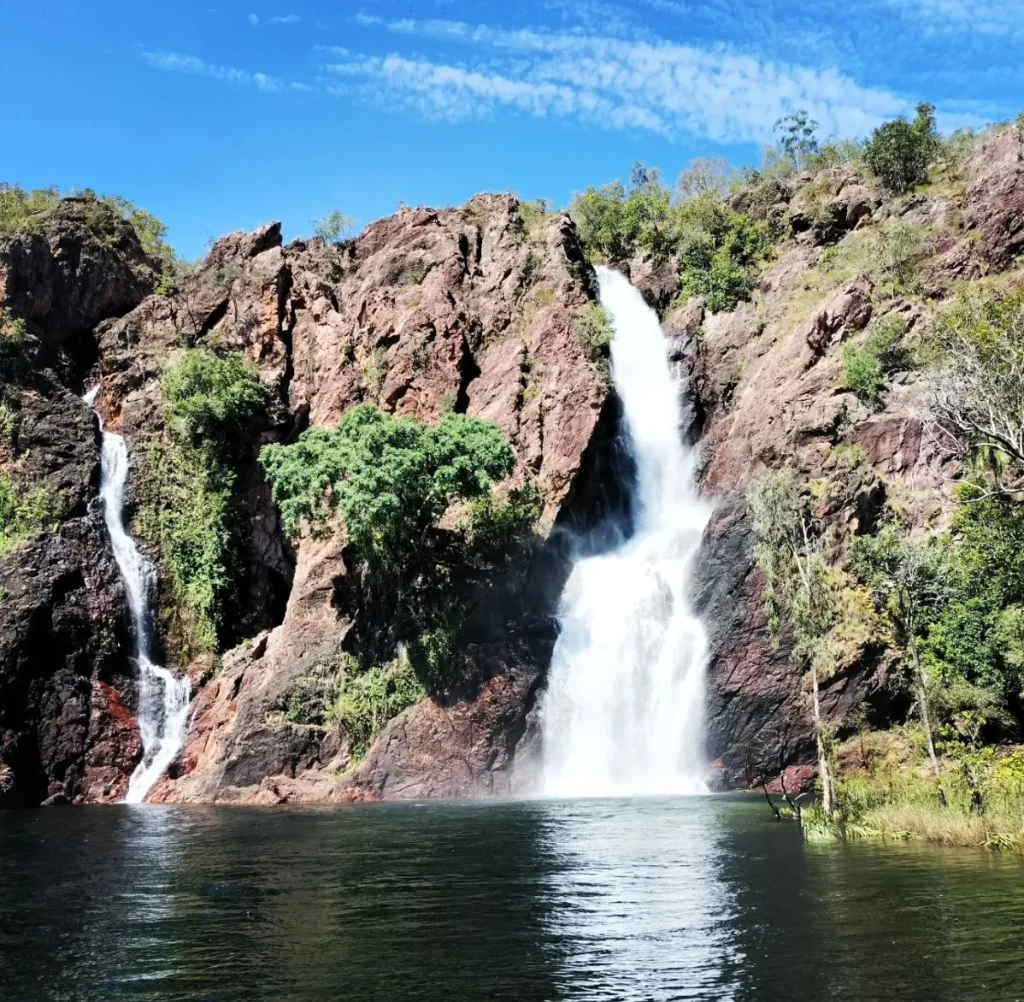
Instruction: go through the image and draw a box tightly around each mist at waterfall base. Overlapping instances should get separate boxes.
[540,268,711,798]
[85,389,190,804]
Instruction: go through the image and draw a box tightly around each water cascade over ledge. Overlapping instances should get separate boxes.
[84,388,191,804]
[540,268,711,797]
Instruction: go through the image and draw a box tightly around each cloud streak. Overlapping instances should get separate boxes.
[248,12,301,26]
[141,51,309,93]
[330,17,909,142]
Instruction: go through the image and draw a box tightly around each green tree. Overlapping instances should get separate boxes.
[314,210,356,244]
[260,404,515,570]
[853,518,949,790]
[864,102,940,194]
[748,470,841,815]
[772,110,820,170]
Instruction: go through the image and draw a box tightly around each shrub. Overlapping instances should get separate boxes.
[572,303,613,370]
[841,314,910,404]
[874,223,926,291]
[516,198,551,239]
[314,210,355,243]
[842,345,886,405]
[0,308,28,381]
[362,347,388,397]
[162,349,266,460]
[328,657,424,761]
[0,184,60,234]
[260,404,515,570]
[864,102,940,194]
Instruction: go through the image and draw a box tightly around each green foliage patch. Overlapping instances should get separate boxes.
[327,656,425,761]
[569,164,771,313]
[261,404,515,569]
[0,473,61,559]
[864,102,941,194]
[841,314,910,405]
[136,349,266,658]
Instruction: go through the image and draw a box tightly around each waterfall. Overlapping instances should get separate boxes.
[84,388,191,804]
[539,267,711,797]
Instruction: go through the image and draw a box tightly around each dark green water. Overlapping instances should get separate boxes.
[1,797,1023,1001]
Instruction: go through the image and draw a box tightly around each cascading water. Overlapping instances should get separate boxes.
[84,388,191,804]
[540,267,711,797]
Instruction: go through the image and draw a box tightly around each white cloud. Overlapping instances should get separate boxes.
[141,51,310,93]
[249,12,300,27]
[326,18,910,142]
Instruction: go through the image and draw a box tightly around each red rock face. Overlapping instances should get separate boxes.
[6,136,1024,805]
[109,195,612,804]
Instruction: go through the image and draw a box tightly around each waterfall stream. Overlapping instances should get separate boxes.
[84,388,191,804]
[539,268,711,797]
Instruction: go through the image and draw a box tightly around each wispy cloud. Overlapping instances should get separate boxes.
[141,51,310,93]
[328,17,909,142]
[880,0,1024,34]
[248,12,301,27]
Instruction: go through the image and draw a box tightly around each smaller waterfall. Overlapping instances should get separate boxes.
[84,388,191,804]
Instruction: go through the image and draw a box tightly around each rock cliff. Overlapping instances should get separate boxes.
[2,124,1022,805]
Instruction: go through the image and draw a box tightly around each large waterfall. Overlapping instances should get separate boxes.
[84,389,191,804]
[540,268,711,797]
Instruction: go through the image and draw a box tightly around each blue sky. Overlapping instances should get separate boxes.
[2,0,1021,258]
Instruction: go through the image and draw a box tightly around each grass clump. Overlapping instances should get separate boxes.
[0,474,61,559]
[841,314,910,405]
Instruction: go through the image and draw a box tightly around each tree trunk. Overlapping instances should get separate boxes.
[811,665,833,816]
[909,637,945,803]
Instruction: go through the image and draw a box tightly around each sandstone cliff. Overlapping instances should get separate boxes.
[2,123,1022,805]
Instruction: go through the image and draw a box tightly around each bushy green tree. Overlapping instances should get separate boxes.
[864,102,940,194]
[921,486,1024,707]
[162,350,266,461]
[260,404,515,569]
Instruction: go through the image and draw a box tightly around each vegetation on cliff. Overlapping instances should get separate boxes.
[569,163,771,312]
[750,271,1024,847]
[134,349,267,659]
[261,404,538,753]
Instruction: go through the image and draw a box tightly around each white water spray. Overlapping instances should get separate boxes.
[540,268,711,797]
[84,388,191,804]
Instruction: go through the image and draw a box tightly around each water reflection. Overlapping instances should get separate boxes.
[3,798,1024,1001]
[537,797,741,1000]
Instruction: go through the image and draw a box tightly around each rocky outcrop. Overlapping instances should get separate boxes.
[0,199,158,804]
[0,198,157,348]
[92,195,611,804]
